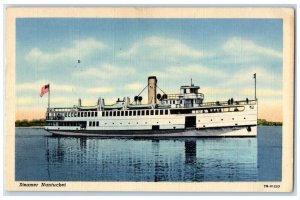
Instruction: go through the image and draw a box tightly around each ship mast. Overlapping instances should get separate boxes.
[254,73,256,100]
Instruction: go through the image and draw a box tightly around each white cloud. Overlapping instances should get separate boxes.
[202,88,233,95]
[153,64,227,80]
[16,97,35,106]
[222,66,281,87]
[87,87,113,94]
[17,80,76,93]
[16,96,74,106]
[25,38,107,64]
[241,88,282,97]
[73,64,136,79]
[223,37,282,61]
[118,36,209,61]
[124,82,144,91]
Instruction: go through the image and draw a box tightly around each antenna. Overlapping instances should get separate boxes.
[191,78,192,86]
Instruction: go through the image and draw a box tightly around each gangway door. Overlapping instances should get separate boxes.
[185,116,196,128]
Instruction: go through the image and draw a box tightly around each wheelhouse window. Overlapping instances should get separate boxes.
[137,110,140,115]
[155,110,158,115]
[121,111,124,116]
[96,121,99,126]
[113,111,116,116]
[129,111,132,116]
[151,110,154,115]
[125,111,128,116]
[146,110,149,115]
[160,110,163,115]
[84,112,87,117]
[95,112,98,117]
[88,112,91,117]
[102,112,105,117]
[92,121,95,126]
[91,112,94,117]
[89,121,92,126]
[109,111,112,116]
[133,111,136,116]
[117,111,120,116]
[141,110,145,115]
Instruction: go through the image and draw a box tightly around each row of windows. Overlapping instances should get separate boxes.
[49,106,246,119]
[49,111,98,118]
[50,109,170,118]
[66,111,98,118]
[47,122,83,126]
[196,107,245,114]
[181,88,199,94]
[102,109,169,117]
[88,121,172,127]
[89,121,99,127]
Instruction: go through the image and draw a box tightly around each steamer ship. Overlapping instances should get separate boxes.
[44,76,258,137]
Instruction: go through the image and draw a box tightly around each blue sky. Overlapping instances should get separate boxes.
[16,18,283,121]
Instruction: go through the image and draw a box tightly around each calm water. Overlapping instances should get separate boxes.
[15,126,282,182]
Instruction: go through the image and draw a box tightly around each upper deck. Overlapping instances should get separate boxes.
[45,99,257,121]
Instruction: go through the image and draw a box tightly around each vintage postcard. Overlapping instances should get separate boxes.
[5,7,294,192]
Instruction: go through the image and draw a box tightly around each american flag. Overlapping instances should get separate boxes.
[40,84,50,97]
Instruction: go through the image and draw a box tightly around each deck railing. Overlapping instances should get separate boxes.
[165,93,204,99]
[200,99,256,107]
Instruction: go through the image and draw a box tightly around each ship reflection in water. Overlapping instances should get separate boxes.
[16,127,282,182]
[43,135,258,181]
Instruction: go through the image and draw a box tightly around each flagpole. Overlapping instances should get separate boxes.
[48,84,50,110]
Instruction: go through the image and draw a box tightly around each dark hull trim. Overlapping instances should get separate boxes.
[46,125,257,138]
